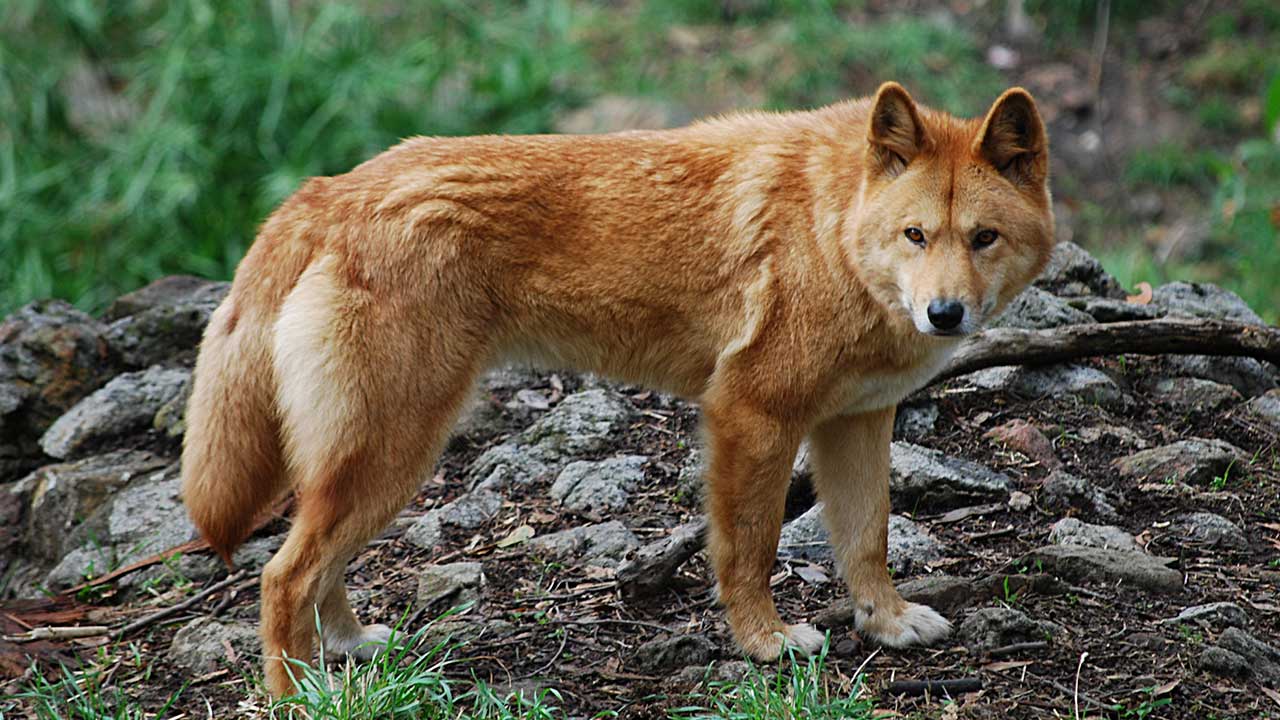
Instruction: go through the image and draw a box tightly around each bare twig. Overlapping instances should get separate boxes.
[884,677,983,697]
[111,570,249,639]
[987,640,1051,659]
[3,625,110,642]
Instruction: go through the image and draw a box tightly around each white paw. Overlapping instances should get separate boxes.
[859,602,951,648]
[324,623,395,661]
[778,623,827,656]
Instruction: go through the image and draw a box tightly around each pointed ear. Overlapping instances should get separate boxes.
[867,82,928,176]
[975,87,1048,188]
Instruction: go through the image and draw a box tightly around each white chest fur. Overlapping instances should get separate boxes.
[828,343,958,417]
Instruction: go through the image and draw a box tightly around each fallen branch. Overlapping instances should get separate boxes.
[883,677,983,696]
[936,318,1280,382]
[616,519,707,601]
[112,570,248,640]
[3,625,110,643]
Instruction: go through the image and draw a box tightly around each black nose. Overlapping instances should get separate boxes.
[927,299,965,331]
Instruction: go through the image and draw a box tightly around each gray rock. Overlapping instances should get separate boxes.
[416,562,484,610]
[1162,602,1248,629]
[468,389,634,490]
[676,448,706,502]
[1170,512,1248,550]
[43,543,115,590]
[957,608,1046,652]
[1048,518,1139,552]
[1198,646,1252,679]
[0,300,117,479]
[1021,545,1181,593]
[528,520,639,567]
[1076,424,1149,449]
[1069,297,1164,323]
[1241,389,1280,435]
[404,490,504,550]
[1146,377,1241,413]
[778,504,943,572]
[107,465,198,572]
[991,287,1095,329]
[675,660,751,687]
[551,455,647,512]
[168,617,258,674]
[1214,627,1280,686]
[554,96,691,134]
[153,377,194,438]
[1033,241,1125,298]
[451,366,549,442]
[21,450,169,561]
[1112,438,1244,486]
[894,402,939,440]
[634,634,715,672]
[890,442,1011,510]
[989,364,1128,408]
[1164,355,1277,398]
[1040,470,1120,521]
[1151,282,1264,325]
[40,366,190,459]
[103,276,229,368]
[897,574,979,615]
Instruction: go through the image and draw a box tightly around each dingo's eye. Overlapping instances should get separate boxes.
[972,229,998,250]
[904,227,926,246]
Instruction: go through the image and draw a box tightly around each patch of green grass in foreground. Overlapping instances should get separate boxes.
[15,616,876,719]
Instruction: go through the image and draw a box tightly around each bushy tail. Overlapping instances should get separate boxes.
[182,298,289,565]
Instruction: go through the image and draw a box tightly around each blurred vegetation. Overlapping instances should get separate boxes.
[0,0,1277,321]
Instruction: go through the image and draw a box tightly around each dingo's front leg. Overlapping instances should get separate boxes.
[809,408,951,647]
[704,401,823,660]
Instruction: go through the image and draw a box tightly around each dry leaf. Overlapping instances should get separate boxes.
[983,660,1033,673]
[1126,281,1153,305]
[1153,678,1180,696]
[1261,686,1280,708]
[496,524,534,548]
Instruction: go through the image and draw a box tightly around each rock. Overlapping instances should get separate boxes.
[897,575,978,615]
[675,660,751,686]
[404,490,504,550]
[894,402,938,441]
[1007,491,1033,511]
[777,504,943,572]
[416,562,484,610]
[106,466,198,571]
[966,364,1127,409]
[1033,241,1125,298]
[634,634,715,672]
[991,287,1094,329]
[1240,389,1280,435]
[39,366,190,459]
[168,617,259,674]
[1076,424,1149,449]
[423,618,515,649]
[550,455,647,512]
[1040,470,1120,520]
[1069,297,1163,323]
[1161,602,1248,629]
[1198,646,1252,680]
[1113,439,1243,487]
[676,448,706,502]
[957,608,1046,653]
[984,419,1061,468]
[554,96,691,134]
[103,276,229,368]
[1170,512,1248,550]
[153,377,194,438]
[1213,627,1280,686]
[1164,355,1276,398]
[1145,377,1241,413]
[529,521,639,567]
[1048,518,1139,552]
[1020,545,1181,593]
[0,300,117,479]
[1151,281,1264,325]
[890,442,1011,510]
[20,450,169,561]
[468,389,634,490]
[43,543,116,590]
[451,367,548,443]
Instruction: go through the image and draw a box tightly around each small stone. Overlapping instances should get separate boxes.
[1214,627,1280,686]
[675,659,750,686]
[1164,355,1276,398]
[984,419,1061,468]
[1071,297,1163,323]
[1040,470,1120,520]
[40,366,190,459]
[1240,389,1280,436]
[1162,602,1248,629]
[416,562,484,610]
[676,448,706,502]
[897,574,978,615]
[441,489,504,530]
[550,455,647,512]
[957,608,1046,653]
[1076,424,1149,449]
[1112,439,1244,486]
[168,617,258,674]
[890,442,1011,510]
[1020,545,1181,593]
[1048,518,1140,553]
[1146,377,1241,413]
[1007,491,1033,512]
[1199,646,1251,679]
[634,634,715,672]
[528,520,640,568]
[778,504,943,572]
[894,402,939,440]
[963,364,1127,409]
[1169,512,1248,550]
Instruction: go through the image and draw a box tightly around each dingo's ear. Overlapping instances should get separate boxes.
[867,82,928,176]
[976,88,1048,188]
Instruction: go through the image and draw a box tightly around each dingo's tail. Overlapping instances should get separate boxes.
[182,297,288,565]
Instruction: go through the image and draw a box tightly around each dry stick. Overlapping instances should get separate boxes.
[934,318,1280,383]
[111,570,248,640]
[986,640,1051,659]
[883,677,983,697]
[61,539,209,596]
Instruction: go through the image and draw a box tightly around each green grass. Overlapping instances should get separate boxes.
[13,617,875,719]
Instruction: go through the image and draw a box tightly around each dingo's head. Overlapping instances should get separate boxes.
[851,82,1055,337]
